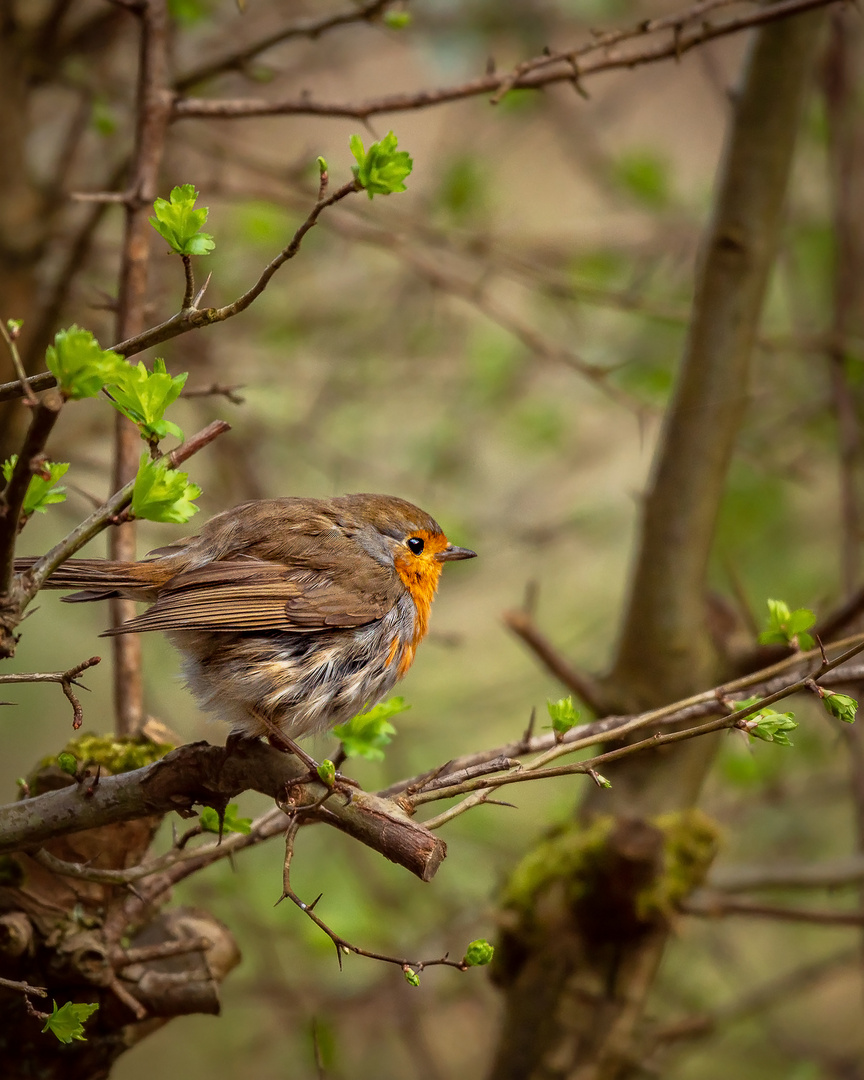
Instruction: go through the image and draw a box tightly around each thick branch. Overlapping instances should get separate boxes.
[0,740,445,881]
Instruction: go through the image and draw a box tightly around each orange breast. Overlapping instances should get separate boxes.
[392,529,448,655]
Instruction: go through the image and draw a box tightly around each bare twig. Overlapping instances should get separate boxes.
[0,976,47,998]
[0,656,101,728]
[0,320,37,406]
[709,854,864,893]
[684,891,864,926]
[278,816,466,976]
[172,0,842,122]
[181,382,245,404]
[503,608,606,711]
[0,373,58,403]
[111,179,361,359]
[175,0,396,91]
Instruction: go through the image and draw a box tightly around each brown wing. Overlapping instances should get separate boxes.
[102,558,401,636]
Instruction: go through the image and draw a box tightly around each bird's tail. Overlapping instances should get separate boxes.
[13,558,163,603]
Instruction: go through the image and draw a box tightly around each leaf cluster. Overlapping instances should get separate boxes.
[547,696,581,735]
[758,598,815,651]
[334,697,410,760]
[42,1001,98,1044]
[349,132,413,199]
[1,457,68,518]
[149,184,215,256]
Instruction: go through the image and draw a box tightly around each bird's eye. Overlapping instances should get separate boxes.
[407,537,425,555]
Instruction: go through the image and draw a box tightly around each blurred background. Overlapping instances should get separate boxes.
[3,1,862,1077]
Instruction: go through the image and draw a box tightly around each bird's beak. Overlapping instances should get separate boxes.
[436,544,477,562]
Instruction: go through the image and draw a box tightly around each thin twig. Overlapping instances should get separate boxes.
[0,321,37,406]
[684,891,864,926]
[111,179,361,359]
[277,816,467,976]
[172,0,841,122]
[503,608,606,710]
[175,0,395,90]
[0,656,101,729]
[408,637,864,810]
[0,976,47,998]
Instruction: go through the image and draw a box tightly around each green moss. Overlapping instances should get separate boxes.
[638,809,721,919]
[39,732,174,777]
[502,816,616,915]
[501,810,720,924]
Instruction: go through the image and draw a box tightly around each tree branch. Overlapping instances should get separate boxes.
[172,0,841,123]
[0,740,446,882]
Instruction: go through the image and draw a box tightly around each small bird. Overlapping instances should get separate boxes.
[21,494,476,741]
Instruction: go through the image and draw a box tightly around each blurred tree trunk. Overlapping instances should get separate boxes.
[488,13,826,1080]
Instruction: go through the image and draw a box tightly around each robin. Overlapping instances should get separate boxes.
[19,494,476,743]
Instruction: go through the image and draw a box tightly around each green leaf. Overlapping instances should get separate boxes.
[333,697,409,760]
[45,326,126,400]
[105,358,188,443]
[317,156,328,176]
[2,457,68,517]
[149,184,215,256]
[317,759,336,786]
[42,1001,99,1044]
[349,131,413,200]
[131,453,201,524]
[56,752,78,777]
[546,696,581,735]
[745,709,798,747]
[402,966,420,987]
[463,939,494,967]
[758,598,815,651]
[383,10,412,28]
[612,150,670,208]
[199,803,252,835]
[822,691,858,725]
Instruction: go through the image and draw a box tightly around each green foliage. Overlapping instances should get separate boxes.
[45,326,124,400]
[131,454,201,524]
[168,0,213,23]
[437,155,485,222]
[402,966,420,987]
[383,10,412,28]
[744,708,799,747]
[90,97,117,137]
[611,150,670,208]
[349,131,413,199]
[758,598,815,651]
[821,691,858,725]
[199,804,252,835]
[2,457,68,517]
[316,759,336,786]
[150,184,215,256]
[463,939,494,967]
[547,696,580,735]
[42,1000,99,1044]
[56,752,78,777]
[334,696,409,760]
[106,358,187,442]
